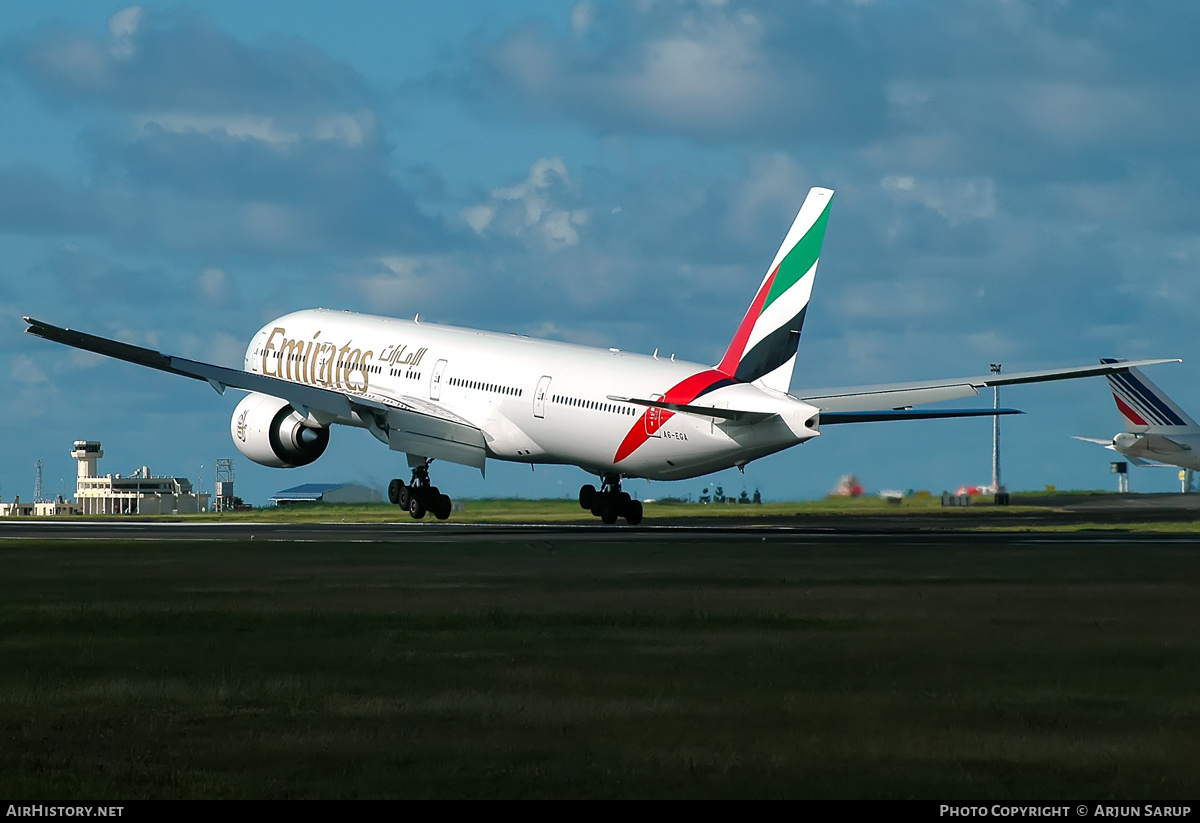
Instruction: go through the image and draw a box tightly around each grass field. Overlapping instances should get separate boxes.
[2,535,1198,798]
[47,489,1198,526]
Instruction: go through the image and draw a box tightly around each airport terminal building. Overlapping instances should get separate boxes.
[71,441,209,515]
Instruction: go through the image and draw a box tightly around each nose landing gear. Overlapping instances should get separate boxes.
[578,474,643,526]
[388,461,452,520]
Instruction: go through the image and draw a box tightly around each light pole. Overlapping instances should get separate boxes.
[990,363,1004,500]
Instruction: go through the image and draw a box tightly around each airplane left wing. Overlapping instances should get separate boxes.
[797,359,1182,412]
[23,316,488,469]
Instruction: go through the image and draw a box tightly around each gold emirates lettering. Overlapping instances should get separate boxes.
[258,326,424,394]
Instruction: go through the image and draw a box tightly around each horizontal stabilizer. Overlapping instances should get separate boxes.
[820,408,1023,425]
[607,394,774,424]
[1072,436,1115,446]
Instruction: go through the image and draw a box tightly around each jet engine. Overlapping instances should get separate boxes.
[1113,432,1141,451]
[230,392,329,468]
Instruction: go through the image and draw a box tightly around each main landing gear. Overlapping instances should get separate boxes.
[388,461,452,520]
[579,475,643,526]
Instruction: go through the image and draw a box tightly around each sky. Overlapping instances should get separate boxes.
[2,0,1198,506]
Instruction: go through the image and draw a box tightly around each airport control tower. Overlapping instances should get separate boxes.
[71,440,103,479]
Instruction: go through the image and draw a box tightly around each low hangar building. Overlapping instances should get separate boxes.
[269,483,382,506]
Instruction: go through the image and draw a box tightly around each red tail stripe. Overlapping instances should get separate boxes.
[1114,395,1148,427]
[716,268,776,376]
[613,369,730,464]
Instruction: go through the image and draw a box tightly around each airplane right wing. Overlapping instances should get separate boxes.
[24,316,353,417]
[797,359,1182,412]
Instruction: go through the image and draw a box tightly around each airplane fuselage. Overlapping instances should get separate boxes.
[244,309,820,481]
[1112,431,1200,471]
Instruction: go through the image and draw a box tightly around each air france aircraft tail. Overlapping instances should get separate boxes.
[1101,358,1200,434]
[717,186,833,394]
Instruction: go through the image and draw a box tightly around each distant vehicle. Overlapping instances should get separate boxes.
[1075,359,1200,471]
[23,188,1178,525]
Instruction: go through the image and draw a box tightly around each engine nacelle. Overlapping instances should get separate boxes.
[1113,432,1141,451]
[231,392,330,468]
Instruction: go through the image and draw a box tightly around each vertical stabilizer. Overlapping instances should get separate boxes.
[717,186,833,394]
[1101,358,1199,434]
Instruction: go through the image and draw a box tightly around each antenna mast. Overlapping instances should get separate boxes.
[34,460,45,503]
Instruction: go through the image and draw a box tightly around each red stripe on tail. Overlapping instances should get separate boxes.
[613,369,730,463]
[1115,395,1149,427]
[716,268,776,377]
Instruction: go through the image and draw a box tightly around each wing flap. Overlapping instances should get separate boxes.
[366,392,487,469]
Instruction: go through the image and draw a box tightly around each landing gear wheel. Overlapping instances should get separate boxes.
[579,484,597,510]
[625,500,643,526]
[408,494,427,520]
[397,485,410,511]
[600,501,619,525]
[388,478,405,505]
[434,494,452,521]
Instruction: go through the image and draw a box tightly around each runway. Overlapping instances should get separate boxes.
[1,514,1196,543]
[3,502,1198,798]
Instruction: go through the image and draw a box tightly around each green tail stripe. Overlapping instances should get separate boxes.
[762,201,832,312]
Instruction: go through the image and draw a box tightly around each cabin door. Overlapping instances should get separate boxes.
[430,359,448,400]
[534,375,552,419]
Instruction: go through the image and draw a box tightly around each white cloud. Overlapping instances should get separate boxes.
[197,267,227,302]
[137,109,374,147]
[570,1,595,36]
[350,255,471,315]
[107,6,143,60]
[177,331,244,366]
[833,280,948,322]
[613,10,773,129]
[10,355,48,385]
[462,204,495,234]
[486,4,801,139]
[881,175,996,225]
[727,153,811,244]
[464,157,588,251]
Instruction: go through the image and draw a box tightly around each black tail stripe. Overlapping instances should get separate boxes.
[1110,371,1185,426]
[1110,374,1169,426]
[733,306,807,384]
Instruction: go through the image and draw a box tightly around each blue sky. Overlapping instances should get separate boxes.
[3,1,1197,506]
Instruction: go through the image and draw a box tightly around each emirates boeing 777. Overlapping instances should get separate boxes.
[24,187,1178,524]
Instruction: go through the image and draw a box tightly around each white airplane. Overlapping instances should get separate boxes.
[24,187,1179,524]
[1075,360,1200,471]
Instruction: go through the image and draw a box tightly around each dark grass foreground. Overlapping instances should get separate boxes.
[1,538,1198,798]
